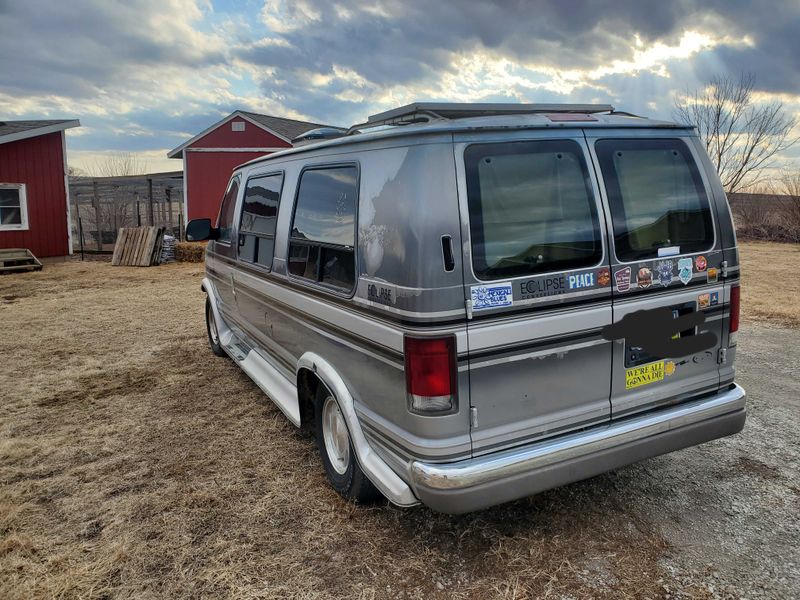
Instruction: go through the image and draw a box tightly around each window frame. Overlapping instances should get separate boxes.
[463,139,606,282]
[215,174,242,246]
[0,183,29,231]
[237,170,285,271]
[286,161,360,297]
[594,137,717,264]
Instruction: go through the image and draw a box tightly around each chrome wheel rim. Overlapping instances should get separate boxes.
[207,304,219,345]
[322,395,350,475]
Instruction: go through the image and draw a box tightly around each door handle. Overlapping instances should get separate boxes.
[441,235,455,272]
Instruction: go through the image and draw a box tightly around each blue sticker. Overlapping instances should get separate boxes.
[656,261,673,287]
[471,282,513,311]
[678,257,693,285]
[710,291,719,306]
[568,272,595,289]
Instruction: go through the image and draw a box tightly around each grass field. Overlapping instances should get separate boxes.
[738,241,800,327]
[0,241,795,599]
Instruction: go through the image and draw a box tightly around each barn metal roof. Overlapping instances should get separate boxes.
[166,110,336,159]
[0,119,80,145]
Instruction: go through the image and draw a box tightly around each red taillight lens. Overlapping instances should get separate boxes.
[404,336,456,414]
[730,284,740,333]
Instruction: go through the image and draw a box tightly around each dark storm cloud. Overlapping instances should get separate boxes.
[0,0,226,98]
[244,0,800,97]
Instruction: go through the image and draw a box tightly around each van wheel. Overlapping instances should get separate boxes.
[205,297,227,358]
[314,386,380,503]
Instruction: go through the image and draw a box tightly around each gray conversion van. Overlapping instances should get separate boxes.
[186,103,745,514]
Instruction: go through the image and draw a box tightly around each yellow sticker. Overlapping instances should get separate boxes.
[665,361,676,376]
[626,361,665,389]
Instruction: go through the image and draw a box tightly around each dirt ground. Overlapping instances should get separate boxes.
[0,243,798,599]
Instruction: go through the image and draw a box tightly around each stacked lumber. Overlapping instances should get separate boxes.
[111,227,165,266]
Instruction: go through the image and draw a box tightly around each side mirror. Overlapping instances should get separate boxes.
[186,218,218,241]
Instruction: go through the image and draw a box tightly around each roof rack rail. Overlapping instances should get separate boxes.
[347,102,615,134]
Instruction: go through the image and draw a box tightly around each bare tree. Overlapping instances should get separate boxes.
[779,169,800,238]
[673,73,798,194]
[92,151,148,178]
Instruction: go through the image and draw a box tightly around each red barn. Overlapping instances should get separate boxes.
[0,119,80,258]
[167,111,332,222]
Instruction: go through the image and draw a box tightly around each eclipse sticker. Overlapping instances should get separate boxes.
[637,266,652,289]
[615,267,632,292]
[695,255,707,271]
[597,267,611,287]
[707,267,719,283]
[518,274,567,299]
[471,282,513,311]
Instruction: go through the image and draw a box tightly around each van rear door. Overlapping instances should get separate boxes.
[587,132,725,419]
[455,132,614,456]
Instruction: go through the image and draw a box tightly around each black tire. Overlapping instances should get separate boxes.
[314,384,381,503]
[205,297,227,358]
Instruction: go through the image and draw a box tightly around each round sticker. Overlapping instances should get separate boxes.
[695,255,707,271]
[665,361,676,376]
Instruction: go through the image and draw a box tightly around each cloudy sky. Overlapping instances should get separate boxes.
[2,0,799,174]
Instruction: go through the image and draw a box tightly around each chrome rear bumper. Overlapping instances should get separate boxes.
[409,384,746,513]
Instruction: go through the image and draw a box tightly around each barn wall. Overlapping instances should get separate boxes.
[186,150,271,222]
[189,116,292,149]
[0,132,69,257]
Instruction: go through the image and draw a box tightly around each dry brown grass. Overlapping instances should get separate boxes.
[739,241,800,327]
[0,243,791,599]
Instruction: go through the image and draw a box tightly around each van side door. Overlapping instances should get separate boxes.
[207,175,241,322]
[586,131,725,419]
[455,132,614,456]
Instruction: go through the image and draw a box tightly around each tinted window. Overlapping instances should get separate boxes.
[288,166,358,291]
[291,167,356,246]
[465,140,602,280]
[217,176,240,243]
[595,139,714,262]
[238,173,283,267]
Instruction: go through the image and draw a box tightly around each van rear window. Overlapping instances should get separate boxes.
[595,139,714,262]
[465,140,602,280]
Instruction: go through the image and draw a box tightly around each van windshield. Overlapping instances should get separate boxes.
[464,140,603,280]
[595,138,714,262]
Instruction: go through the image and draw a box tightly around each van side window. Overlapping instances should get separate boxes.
[216,176,240,243]
[288,165,358,292]
[595,138,714,262]
[238,173,283,267]
[464,140,602,280]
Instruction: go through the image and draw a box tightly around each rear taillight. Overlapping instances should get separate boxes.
[730,284,740,334]
[404,335,457,414]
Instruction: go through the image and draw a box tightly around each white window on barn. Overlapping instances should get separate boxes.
[0,184,28,231]
[232,121,246,132]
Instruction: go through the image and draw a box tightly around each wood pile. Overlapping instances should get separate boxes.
[111,227,165,266]
[175,242,206,263]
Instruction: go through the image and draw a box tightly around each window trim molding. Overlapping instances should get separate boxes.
[286,161,360,298]
[237,170,285,271]
[0,183,30,231]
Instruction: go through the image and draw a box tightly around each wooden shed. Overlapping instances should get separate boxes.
[0,119,80,258]
[167,111,331,223]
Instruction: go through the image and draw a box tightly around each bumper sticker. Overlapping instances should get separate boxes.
[615,266,632,292]
[597,267,610,286]
[637,266,652,289]
[626,361,665,389]
[656,260,673,287]
[695,255,707,271]
[471,282,513,311]
[678,257,693,285]
[698,292,710,309]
